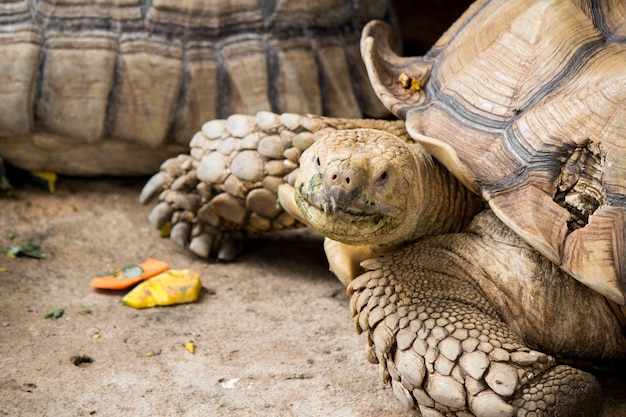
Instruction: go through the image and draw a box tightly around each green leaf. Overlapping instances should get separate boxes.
[2,243,45,259]
[43,306,65,320]
[118,264,144,279]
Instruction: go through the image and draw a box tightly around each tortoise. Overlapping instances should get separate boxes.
[141,0,626,415]
[0,0,395,176]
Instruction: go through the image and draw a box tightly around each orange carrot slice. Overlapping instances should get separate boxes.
[89,258,170,290]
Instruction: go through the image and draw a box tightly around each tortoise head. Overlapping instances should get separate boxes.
[295,128,422,246]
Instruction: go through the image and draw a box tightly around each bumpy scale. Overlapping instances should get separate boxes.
[346,213,616,417]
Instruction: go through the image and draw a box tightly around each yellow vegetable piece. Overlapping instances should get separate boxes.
[122,269,201,309]
[160,221,172,238]
[397,72,421,92]
[31,170,57,193]
[184,341,195,354]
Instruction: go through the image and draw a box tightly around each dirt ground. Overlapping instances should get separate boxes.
[1,178,625,417]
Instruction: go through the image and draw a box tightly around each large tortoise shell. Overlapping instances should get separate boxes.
[362,0,626,304]
[0,0,394,175]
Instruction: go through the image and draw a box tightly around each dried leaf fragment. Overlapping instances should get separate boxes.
[397,72,421,91]
[184,341,195,354]
[43,306,65,320]
[2,243,45,259]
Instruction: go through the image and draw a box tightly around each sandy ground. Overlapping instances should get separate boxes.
[1,178,625,417]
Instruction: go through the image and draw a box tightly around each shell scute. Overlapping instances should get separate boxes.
[435,0,603,123]
[362,0,626,303]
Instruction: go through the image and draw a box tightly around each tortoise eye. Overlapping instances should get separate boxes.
[375,170,389,186]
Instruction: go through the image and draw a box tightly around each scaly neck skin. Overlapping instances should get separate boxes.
[394,143,483,245]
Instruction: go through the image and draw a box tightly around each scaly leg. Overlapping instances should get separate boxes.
[347,211,625,416]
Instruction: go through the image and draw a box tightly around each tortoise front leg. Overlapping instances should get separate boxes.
[347,214,614,416]
[349,262,601,416]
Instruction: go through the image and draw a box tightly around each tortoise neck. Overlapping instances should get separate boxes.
[402,144,483,243]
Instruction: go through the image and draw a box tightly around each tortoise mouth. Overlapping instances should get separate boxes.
[296,193,401,245]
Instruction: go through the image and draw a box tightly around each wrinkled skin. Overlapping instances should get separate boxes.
[294,128,626,417]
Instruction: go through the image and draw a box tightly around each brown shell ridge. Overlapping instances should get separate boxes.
[423,39,606,133]
[28,0,385,42]
[496,128,580,190]
[591,0,626,42]
[563,207,626,305]
[484,135,614,225]
[480,137,543,193]
[0,0,394,158]
[489,187,626,305]
[28,14,376,45]
[359,0,490,120]
[361,20,431,120]
[422,0,492,60]
[382,0,626,303]
[506,39,606,117]
[481,129,625,303]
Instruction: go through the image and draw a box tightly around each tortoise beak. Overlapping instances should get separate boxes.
[320,160,364,214]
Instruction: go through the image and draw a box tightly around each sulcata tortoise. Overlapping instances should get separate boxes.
[0,0,394,176]
[141,0,626,415]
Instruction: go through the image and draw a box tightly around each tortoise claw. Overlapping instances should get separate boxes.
[216,237,243,262]
[140,171,168,204]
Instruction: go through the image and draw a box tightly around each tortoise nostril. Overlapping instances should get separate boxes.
[327,166,356,189]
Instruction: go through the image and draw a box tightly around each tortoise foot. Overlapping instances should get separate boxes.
[347,246,603,417]
[139,112,328,260]
[141,153,245,260]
